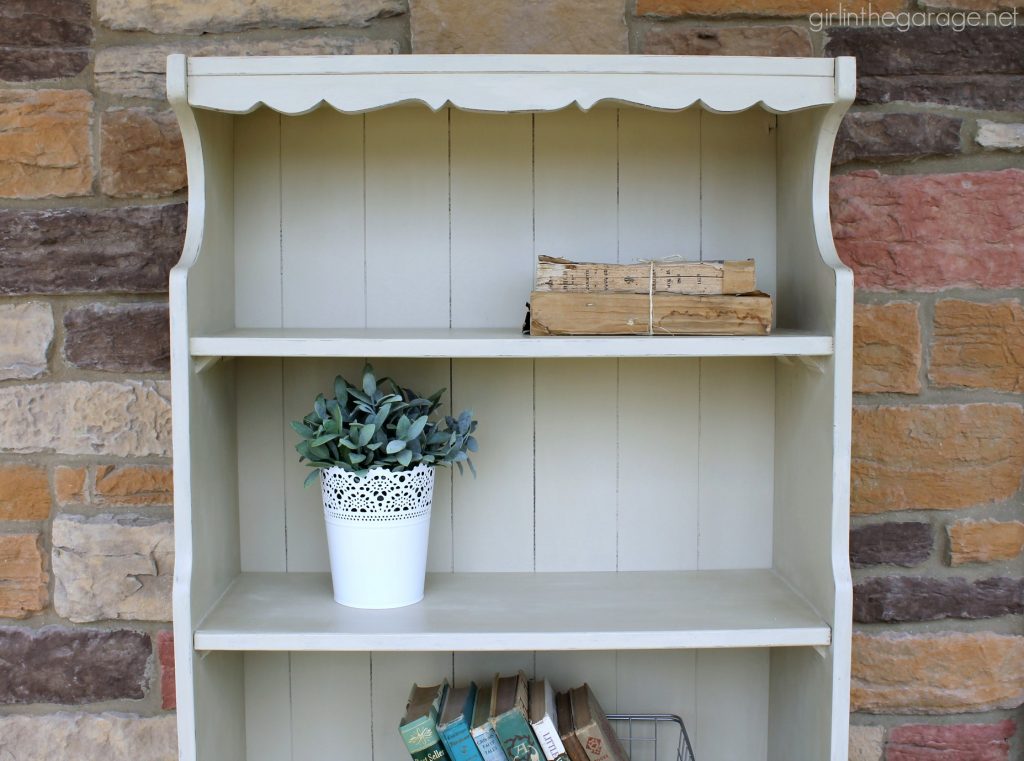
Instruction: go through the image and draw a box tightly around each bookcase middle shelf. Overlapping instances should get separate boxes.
[193,569,831,652]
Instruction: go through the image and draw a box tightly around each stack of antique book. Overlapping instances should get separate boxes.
[529,255,771,336]
[400,671,630,761]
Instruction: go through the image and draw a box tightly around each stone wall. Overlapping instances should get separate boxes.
[0,1,1021,759]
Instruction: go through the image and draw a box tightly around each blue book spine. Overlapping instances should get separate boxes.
[470,724,507,761]
[440,718,485,761]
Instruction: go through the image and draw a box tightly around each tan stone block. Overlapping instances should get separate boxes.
[94,465,173,506]
[0,381,171,457]
[101,108,186,199]
[0,302,53,380]
[0,89,92,199]
[851,632,1024,714]
[52,514,173,623]
[0,713,176,760]
[54,466,87,506]
[0,534,48,618]
[98,0,403,33]
[976,120,1024,151]
[638,0,904,16]
[849,725,884,761]
[0,465,50,520]
[949,519,1024,566]
[95,37,400,99]
[412,0,627,53]
[853,302,921,394]
[851,404,1024,514]
[642,24,812,56]
[930,299,1024,393]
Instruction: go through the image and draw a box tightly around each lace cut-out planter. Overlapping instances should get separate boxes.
[320,463,435,609]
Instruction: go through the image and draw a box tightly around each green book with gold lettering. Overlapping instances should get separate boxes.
[400,681,452,761]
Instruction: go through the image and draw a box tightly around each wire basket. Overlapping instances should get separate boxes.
[608,714,696,761]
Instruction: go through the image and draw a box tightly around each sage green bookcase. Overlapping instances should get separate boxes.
[168,54,855,761]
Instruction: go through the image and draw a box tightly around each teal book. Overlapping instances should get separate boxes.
[490,672,545,761]
[470,684,507,761]
[438,683,485,761]
[400,681,452,761]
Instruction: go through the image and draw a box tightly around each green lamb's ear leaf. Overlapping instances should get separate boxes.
[396,448,413,467]
[334,375,347,403]
[303,470,321,488]
[362,364,377,397]
[467,458,477,478]
[313,394,327,420]
[357,424,375,447]
[310,433,338,447]
[396,414,411,440]
[291,421,315,438]
[465,435,478,452]
[385,439,406,455]
[406,414,428,441]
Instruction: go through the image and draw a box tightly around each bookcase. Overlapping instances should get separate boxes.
[167,54,855,761]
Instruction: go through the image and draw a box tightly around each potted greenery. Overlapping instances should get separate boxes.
[292,364,478,609]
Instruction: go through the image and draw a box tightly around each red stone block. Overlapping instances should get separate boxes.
[831,169,1024,291]
[158,630,175,710]
[887,719,1015,761]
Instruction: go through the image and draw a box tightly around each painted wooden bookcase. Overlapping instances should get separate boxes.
[168,54,856,761]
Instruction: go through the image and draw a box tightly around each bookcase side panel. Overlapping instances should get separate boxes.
[281,110,365,329]
[234,109,282,329]
[365,107,450,329]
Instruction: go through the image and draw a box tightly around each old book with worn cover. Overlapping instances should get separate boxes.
[470,684,507,761]
[400,681,452,761]
[554,691,589,761]
[490,672,545,761]
[569,685,629,761]
[529,290,772,336]
[439,683,485,761]
[529,679,569,761]
[535,255,757,296]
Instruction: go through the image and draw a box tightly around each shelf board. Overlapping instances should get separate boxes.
[193,570,831,652]
[190,327,833,360]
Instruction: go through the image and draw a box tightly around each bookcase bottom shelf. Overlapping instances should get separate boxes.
[193,570,831,652]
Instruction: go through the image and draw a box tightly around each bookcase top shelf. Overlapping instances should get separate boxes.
[193,570,832,652]
[189,327,834,360]
[175,54,854,116]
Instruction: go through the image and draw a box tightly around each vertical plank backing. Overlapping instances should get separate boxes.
[234,108,281,328]
[697,358,774,570]
[454,651,534,690]
[371,652,453,761]
[535,651,618,712]
[700,110,777,302]
[695,649,769,761]
[618,109,701,261]
[535,109,618,261]
[364,107,450,329]
[281,358,364,572]
[616,359,700,571]
[450,111,534,330]
[534,359,618,571]
[281,110,365,329]
[616,651,697,761]
[237,359,285,573]
[244,653,291,761]
[291,653,372,761]
[451,360,533,573]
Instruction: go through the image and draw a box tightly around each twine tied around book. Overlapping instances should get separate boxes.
[634,255,690,336]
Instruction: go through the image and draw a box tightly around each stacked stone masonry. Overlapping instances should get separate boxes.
[0,1,1021,759]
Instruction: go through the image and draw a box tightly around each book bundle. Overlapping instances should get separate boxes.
[400,671,630,761]
[528,255,772,336]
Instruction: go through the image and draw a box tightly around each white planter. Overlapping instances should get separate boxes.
[320,463,435,609]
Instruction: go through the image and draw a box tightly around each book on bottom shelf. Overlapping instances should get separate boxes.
[529,679,569,761]
[470,684,507,761]
[554,691,589,761]
[438,682,485,761]
[400,681,452,761]
[490,671,546,761]
[569,684,629,761]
